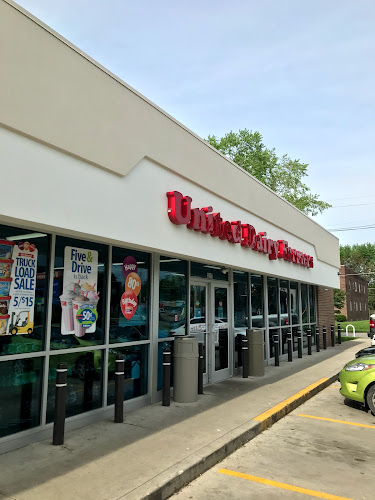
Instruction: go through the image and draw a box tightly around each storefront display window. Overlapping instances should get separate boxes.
[233,271,249,329]
[301,284,308,324]
[110,248,150,343]
[0,226,50,356]
[46,350,103,423]
[51,237,107,349]
[280,280,289,326]
[267,277,279,327]
[107,345,148,404]
[290,282,299,325]
[191,261,228,281]
[0,357,43,438]
[251,274,264,328]
[159,257,187,338]
[309,285,316,323]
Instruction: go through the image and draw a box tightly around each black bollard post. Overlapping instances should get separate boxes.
[297,329,303,358]
[273,333,280,366]
[323,326,327,350]
[315,327,320,352]
[242,336,249,378]
[307,328,312,355]
[287,330,293,362]
[198,343,204,394]
[337,323,342,345]
[114,354,124,423]
[53,362,68,446]
[162,347,171,406]
[330,325,335,347]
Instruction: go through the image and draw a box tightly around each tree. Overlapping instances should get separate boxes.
[206,129,330,216]
[334,289,346,311]
[340,243,375,312]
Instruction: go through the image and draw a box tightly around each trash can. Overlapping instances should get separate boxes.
[247,329,264,377]
[173,336,199,403]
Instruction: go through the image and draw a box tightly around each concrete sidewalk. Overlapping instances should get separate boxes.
[0,337,369,500]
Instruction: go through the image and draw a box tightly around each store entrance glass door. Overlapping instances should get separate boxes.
[190,282,230,384]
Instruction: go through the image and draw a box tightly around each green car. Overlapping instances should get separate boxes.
[339,355,375,414]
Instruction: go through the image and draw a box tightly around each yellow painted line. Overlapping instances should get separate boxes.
[218,469,352,500]
[331,385,341,389]
[254,378,328,423]
[298,414,375,429]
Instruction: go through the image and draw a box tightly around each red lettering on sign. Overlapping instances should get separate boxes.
[166,192,314,268]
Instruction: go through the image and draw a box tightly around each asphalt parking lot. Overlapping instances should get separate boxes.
[173,383,375,500]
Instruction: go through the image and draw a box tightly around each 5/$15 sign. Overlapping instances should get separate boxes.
[166,191,314,268]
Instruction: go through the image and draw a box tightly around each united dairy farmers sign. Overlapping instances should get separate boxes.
[166,191,313,268]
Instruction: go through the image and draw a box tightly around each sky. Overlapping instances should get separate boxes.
[15,0,375,247]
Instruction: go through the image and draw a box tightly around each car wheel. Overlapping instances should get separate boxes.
[366,385,375,414]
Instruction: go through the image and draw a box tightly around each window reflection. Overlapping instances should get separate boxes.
[46,350,103,423]
[251,274,264,328]
[0,357,43,437]
[159,257,187,338]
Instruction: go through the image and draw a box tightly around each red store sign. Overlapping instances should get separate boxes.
[167,191,313,268]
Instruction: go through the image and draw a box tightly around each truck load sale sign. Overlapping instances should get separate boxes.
[7,242,38,335]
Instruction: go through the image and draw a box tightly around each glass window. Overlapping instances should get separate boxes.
[107,345,148,404]
[159,257,187,339]
[0,226,50,356]
[251,274,264,328]
[309,286,315,323]
[290,282,299,325]
[46,350,103,423]
[267,277,279,327]
[233,271,249,329]
[280,280,289,326]
[51,237,108,349]
[0,357,43,438]
[191,261,228,281]
[301,284,308,324]
[110,248,150,343]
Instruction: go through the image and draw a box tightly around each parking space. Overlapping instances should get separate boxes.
[173,384,375,499]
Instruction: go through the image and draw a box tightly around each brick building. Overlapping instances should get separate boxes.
[339,265,369,321]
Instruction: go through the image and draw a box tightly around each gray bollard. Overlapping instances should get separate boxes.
[330,325,335,347]
[323,326,327,350]
[114,354,124,423]
[162,348,171,406]
[53,362,68,446]
[242,337,249,378]
[287,331,293,362]
[307,328,312,355]
[297,329,303,358]
[273,333,280,366]
[198,343,204,394]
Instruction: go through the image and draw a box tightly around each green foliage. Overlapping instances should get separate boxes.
[340,243,375,312]
[334,289,346,311]
[206,129,331,216]
[334,320,370,333]
[335,314,347,322]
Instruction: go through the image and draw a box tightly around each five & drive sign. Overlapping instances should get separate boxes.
[166,191,314,268]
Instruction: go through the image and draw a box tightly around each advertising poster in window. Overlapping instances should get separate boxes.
[0,240,38,336]
[120,256,142,320]
[60,246,99,336]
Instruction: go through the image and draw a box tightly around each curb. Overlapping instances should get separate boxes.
[134,373,338,500]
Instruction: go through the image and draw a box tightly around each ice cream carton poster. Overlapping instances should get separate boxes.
[5,242,38,336]
[60,247,99,336]
[120,257,142,321]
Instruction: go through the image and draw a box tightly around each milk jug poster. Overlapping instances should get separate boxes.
[2,241,38,336]
[60,246,99,337]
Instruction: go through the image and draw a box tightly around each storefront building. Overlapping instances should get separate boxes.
[0,0,340,452]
